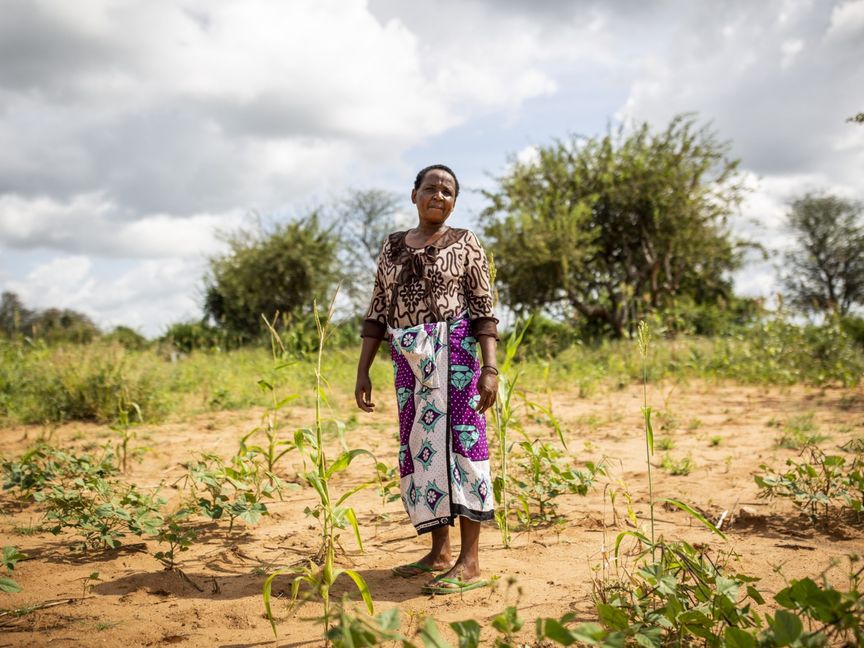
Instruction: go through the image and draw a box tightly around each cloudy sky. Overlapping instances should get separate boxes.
[1,0,862,336]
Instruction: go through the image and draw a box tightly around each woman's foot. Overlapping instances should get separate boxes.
[391,551,452,578]
[421,559,488,594]
[428,558,481,587]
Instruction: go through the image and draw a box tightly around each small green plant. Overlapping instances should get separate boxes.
[509,440,602,529]
[79,571,101,600]
[687,417,703,431]
[660,453,695,476]
[35,475,164,550]
[110,398,142,472]
[709,435,722,447]
[2,443,118,498]
[756,446,863,524]
[184,452,274,532]
[778,413,827,449]
[1,546,26,593]
[154,510,198,570]
[656,437,675,451]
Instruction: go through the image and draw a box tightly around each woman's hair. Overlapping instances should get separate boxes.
[414,164,460,197]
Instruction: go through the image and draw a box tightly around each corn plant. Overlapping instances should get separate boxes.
[492,318,530,549]
[263,289,376,640]
[1,546,26,593]
[637,320,656,546]
[238,313,302,487]
[111,397,142,473]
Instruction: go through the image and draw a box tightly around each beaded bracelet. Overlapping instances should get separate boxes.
[480,365,499,375]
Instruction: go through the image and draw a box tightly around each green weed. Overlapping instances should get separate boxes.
[778,414,828,449]
[660,453,695,476]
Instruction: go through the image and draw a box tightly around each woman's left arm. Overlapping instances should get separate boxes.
[464,231,499,414]
[476,335,498,414]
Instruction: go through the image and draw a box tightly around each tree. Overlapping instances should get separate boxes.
[0,291,32,337]
[203,214,340,340]
[482,115,745,337]
[333,189,401,309]
[848,112,864,124]
[783,193,864,316]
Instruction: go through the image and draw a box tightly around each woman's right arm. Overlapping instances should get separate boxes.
[355,239,390,412]
[355,336,382,412]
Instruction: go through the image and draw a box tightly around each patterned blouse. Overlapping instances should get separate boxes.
[361,228,499,340]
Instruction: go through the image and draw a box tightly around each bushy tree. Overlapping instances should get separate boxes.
[1,292,100,343]
[334,189,401,308]
[482,115,745,338]
[0,291,32,336]
[203,215,340,340]
[783,193,864,316]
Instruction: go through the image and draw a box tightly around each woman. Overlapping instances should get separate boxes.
[355,164,498,595]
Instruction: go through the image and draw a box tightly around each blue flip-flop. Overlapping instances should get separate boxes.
[421,576,490,595]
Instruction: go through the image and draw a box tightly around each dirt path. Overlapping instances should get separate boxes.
[1,380,862,647]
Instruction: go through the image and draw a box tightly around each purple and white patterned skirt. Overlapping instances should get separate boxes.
[388,314,494,534]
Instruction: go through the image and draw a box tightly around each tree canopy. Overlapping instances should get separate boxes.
[783,193,864,316]
[203,214,340,340]
[481,115,746,337]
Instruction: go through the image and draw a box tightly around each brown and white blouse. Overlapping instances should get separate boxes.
[361,228,499,340]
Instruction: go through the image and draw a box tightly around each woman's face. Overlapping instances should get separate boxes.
[411,169,458,226]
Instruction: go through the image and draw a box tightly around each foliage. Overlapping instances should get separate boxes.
[783,193,864,316]
[777,414,826,450]
[161,320,232,353]
[482,114,746,338]
[0,338,167,424]
[756,446,864,524]
[103,326,149,351]
[154,511,198,570]
[35,475,164,550]
[597,539,764,646]
[204,215,340,341]
[847,112,864,124]
[183,453,274,532]
[0,292,101,344]
[2,443,118,497]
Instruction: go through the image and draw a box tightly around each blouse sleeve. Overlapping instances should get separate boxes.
[361,239,390,339]
[463,231,499,340]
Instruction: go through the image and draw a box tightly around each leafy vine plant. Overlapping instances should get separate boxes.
[263,287,377,641]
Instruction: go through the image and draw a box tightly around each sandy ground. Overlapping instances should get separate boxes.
[1,379,862,647]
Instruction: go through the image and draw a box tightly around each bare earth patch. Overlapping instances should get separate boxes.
[1,380,862,646]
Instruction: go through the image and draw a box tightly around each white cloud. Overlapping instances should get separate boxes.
[1,0,861,333]
[0,193,243,258]
[6,255,206,336]
[826,0,864,40]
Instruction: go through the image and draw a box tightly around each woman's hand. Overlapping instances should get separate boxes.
[355,372,375,412]
[475,369,498,414]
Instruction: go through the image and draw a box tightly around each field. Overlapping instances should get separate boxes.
[1,330,863,646]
